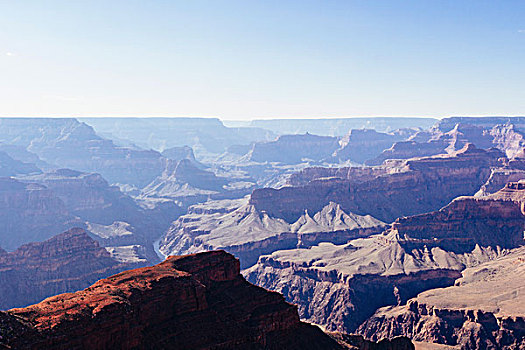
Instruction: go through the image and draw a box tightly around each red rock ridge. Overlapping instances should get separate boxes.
[0,250,416,349]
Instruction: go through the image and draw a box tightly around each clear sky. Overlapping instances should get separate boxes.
[0,0,524,120]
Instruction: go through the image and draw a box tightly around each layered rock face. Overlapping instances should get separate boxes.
[358,246,525,349]
[0,228,136,309]
[251,145,503,223]
[160,199,385,268]
[244,232,473,333]
[245,183,524,334]
[0,250,414,350]
[248,133,340,164]
[0,177,80,250]
[391,181,525,253]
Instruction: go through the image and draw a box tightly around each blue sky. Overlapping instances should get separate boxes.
[0,0,524,119]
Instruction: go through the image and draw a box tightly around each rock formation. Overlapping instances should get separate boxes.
[436,117,525,133]
[10,169,177,261]
[249,117,437,136]
[160,199,385,268]
[0,228,137,309]
[0,250,414,349]
[369,120,525,165]
[251,144,504,223]
[0,177,80,250]
[248,133,340,164]
[0,118,166,187]
[161,145,197,162]
[358,246,525,349]
[79,117,276,156]
[245,182,524,334]
[390,180,525,253]
[139,158,255,208]
[333,129,412,164]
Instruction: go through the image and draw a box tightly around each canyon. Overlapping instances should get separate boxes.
[1,116,524,348]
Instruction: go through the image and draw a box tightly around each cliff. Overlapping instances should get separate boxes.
[391,181,525,253]
[0,228,136,310]
[358,246,525,349]
[0,250,414,349]
[250,144,504,223]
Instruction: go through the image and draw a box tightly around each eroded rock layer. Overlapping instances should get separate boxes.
[358,246,525,350]
[251,145,504,223]
[0,228,136,309]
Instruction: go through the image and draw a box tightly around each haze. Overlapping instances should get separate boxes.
[1,0,524,119]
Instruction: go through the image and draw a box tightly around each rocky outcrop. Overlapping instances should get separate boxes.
[0,228,136,309]
[357,246,525,349]
[161,145,196,162]
[251,144,504,223]
[0,250,414,349]
[160,199,385,268]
